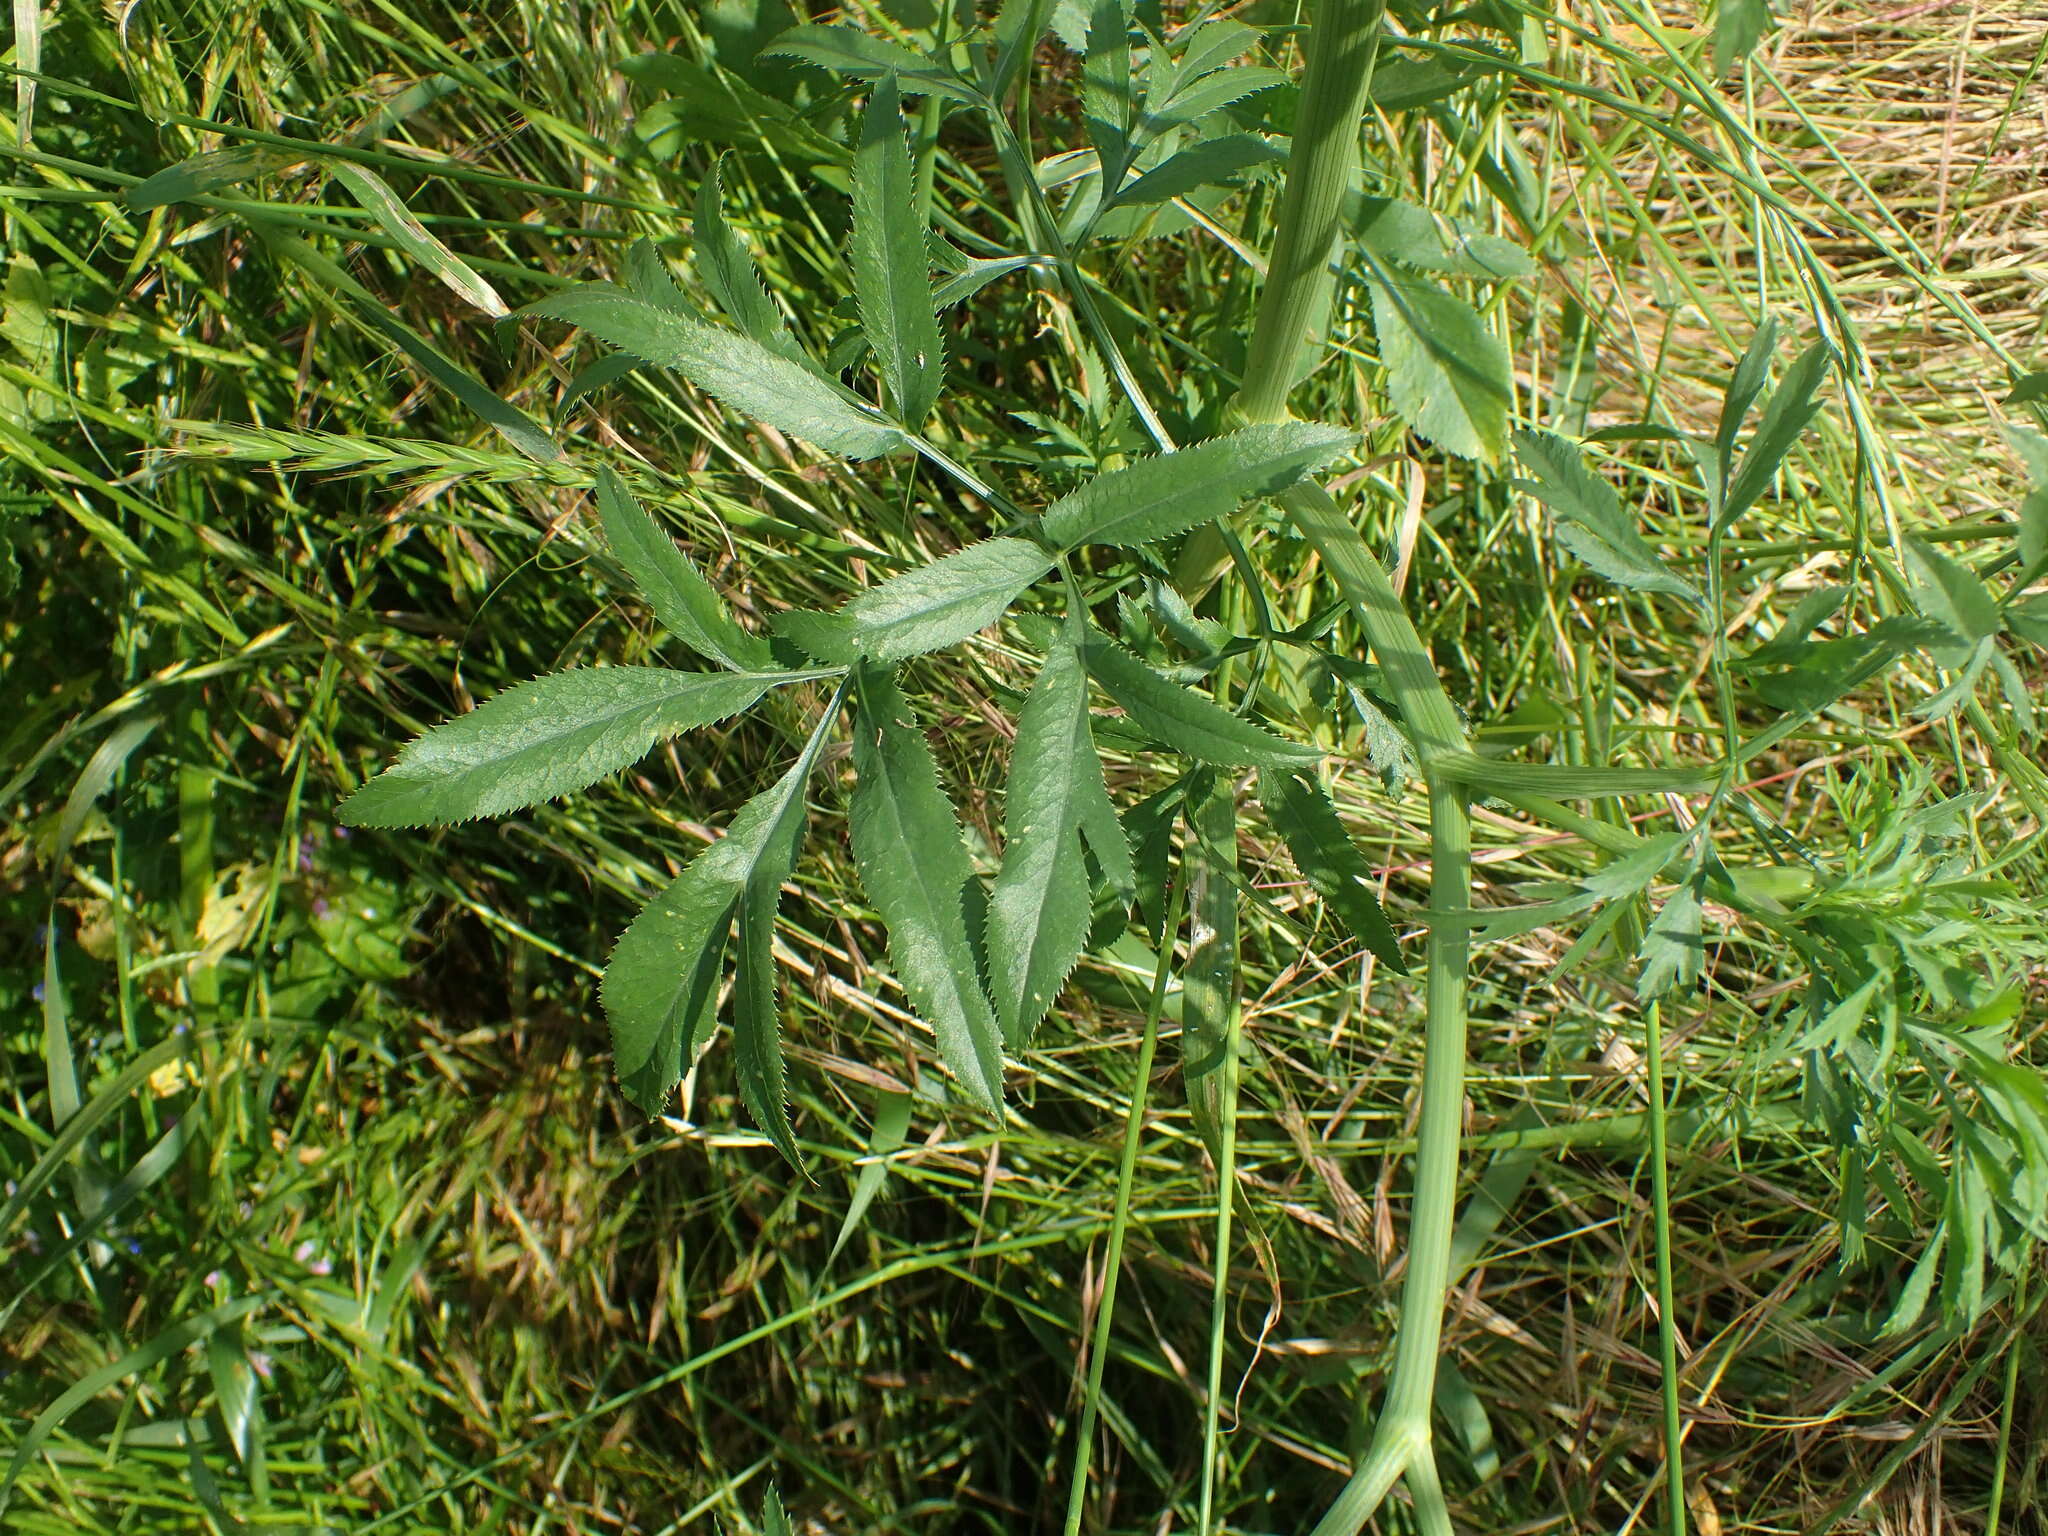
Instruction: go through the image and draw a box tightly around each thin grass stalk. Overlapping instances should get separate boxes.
[1645,998,1688,1536]
[1061,873,1186,1536]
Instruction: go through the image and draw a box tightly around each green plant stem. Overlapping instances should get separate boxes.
[1228,2,1484,1529]
[1061,872,1186,1536]
[1236,0,1386,423]
[1186,777,1242,1534]
[1644,998,1688,1536]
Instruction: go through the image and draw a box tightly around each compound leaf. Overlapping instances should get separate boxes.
[841,538,1052,663]
[602,700,839,1119]
[1722,340,1833,524]
[1044,423,1355,550]
[595,469,773,671]
[853,73,945,426]
[522,284,907,459]
[765,24,982,103]
[987,638,1130,1044]
[1258,769,1406,972]
[693,157,805,365]
[849,667,1007,1114]
[1108,132,1284,208]
[1513,429,1701,605]
[341,666,813,827]
[1082,633,1318,768]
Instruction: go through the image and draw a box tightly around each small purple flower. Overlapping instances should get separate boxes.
[125,1238,143,1255]
[312,898,331,920]
[32,982,45,1003]
[309,1258,333,1276]
[294,1240,316,1263]
[333,827,349,840]
[204,1270,223,1288]
[298,834,316,873]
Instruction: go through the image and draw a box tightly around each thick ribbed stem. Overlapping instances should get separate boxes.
[1232,4,1475,1532]
[1237,0,1387,422]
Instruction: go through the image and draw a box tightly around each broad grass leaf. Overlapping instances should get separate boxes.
[126,146,307,209]
[1258,770,1406,972]
[849,667,1007,1114]
[1355,197,1535,281]
[853,73,945,427]
[327,162,506,317]
[693,157,806,366]
[340,666,806,827]
[1369,277,1512,463]
[1431,749,1714,799]
[1512,429,1702,605]
[1082,634,1319,768]
[259,228,557,463]
[765,24,983,104]
[988,640,1130,1045]
[1721,340,1833,523]
[1109,133,1284,208]
[602,696,840,1128]
[1182,774,1238,1157]
[1043,423,1355,549]
[827,1088,914,1264]
[840,538,1051,663]
[521,284,907,459]
[595,469,772,671]
[1712,0,1775,74]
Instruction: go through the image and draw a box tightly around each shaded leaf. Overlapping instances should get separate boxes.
[1082,634,1318,767]
[1109,133,1284,208]
[2004,371,2048,406]
[1713,0,1775,74]
[1369,276,1513,462]
[521,284,906,459]
[1637,870,1706,996]
[849,667,1007,1114]
[341,666,806,827]
[1258,770,1406,972]
[988,640,1129,1044]
[602,697,840,1117]
[765,24,983,103]
[1513,429,1701,605]
[1355,197,1535,281]
[693,156,806,365]
[595,469,773,671]
[1183,773,1238,1157]
[1043,423,1355,549]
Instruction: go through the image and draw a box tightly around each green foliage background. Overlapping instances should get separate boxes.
[4,0,2046,1531]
